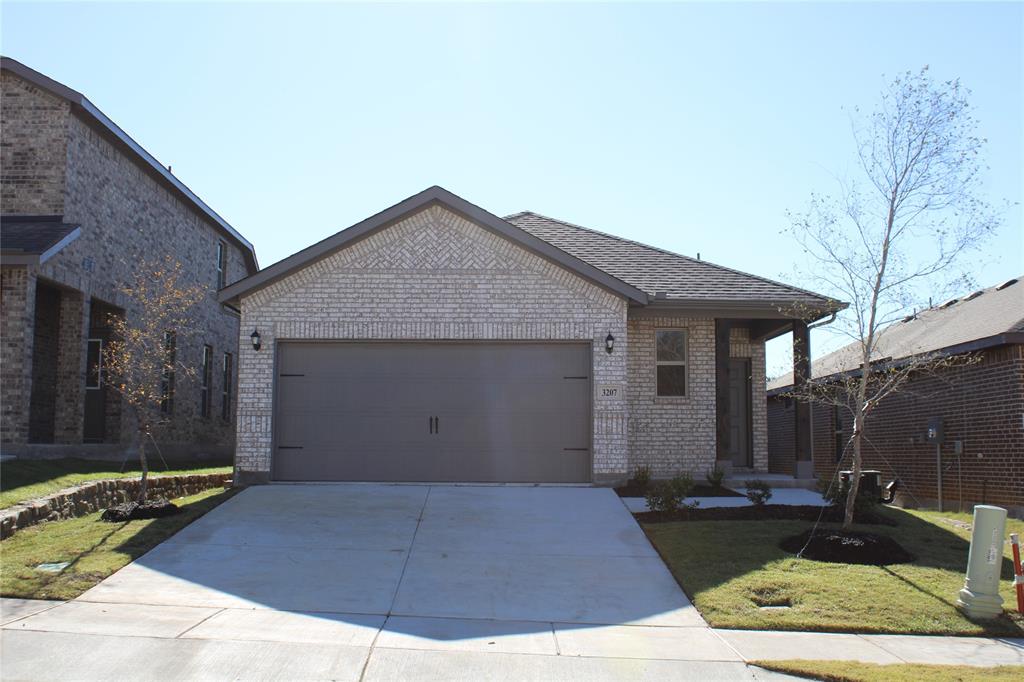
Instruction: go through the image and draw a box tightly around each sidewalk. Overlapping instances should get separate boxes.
[3,597,1022,676]
[715,628,1024,666]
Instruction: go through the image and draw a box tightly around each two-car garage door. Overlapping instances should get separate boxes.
[272,342,592,483]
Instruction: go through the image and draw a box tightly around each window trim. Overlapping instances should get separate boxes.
[654,328,688,397]
[221,352,233,422]
[200,344,213,419]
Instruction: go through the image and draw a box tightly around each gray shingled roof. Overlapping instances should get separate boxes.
[768,276,1024,391]
[1,215,81,261]
[505,212,834,307]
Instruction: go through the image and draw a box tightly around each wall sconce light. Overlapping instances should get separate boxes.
[605,332,615,354]
[250,328,262,351]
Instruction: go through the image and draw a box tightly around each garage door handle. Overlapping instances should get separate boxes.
[429,416,434,434]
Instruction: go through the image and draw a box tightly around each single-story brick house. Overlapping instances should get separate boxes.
[767,276,1024,516]
[220,186,839,485]
[1,57,258,459]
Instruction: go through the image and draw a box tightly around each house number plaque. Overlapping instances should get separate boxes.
[598,384,623,399]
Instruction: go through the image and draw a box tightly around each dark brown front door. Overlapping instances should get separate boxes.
[728,358,752,468]
[273,342,592,483]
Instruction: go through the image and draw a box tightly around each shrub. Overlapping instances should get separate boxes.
[819,475,879,519]
[645,482,681,514]
[631,464,652,490]
[745,480,773,505]
[706,466,725,488]
[644,472,696,514]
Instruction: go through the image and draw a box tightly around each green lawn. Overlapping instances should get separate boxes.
[1,487,235,600]
[643,506,1024,636]
[752,660,1024,682]
[0,458,231,509]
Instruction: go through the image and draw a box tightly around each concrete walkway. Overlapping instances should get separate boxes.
[621,487,828,512]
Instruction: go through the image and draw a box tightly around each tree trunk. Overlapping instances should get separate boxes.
[843,412,864,529]
[137,435,149,504]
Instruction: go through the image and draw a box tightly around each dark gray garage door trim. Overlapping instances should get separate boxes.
[269,339,594,483]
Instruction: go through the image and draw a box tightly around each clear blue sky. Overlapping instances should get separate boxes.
[3,1,1021,376]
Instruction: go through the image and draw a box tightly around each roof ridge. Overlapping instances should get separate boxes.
[507,211,833,303]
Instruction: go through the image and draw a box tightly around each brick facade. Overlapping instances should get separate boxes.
[767,345,1024,514]
[1,267,36,444]
[236,205,630,483]
[1,68,254,459]
[236,205,772,484]
[0,72,69,214]
[625,315,716,477]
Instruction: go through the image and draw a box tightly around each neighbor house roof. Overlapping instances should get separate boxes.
[768,276,1024,393]
[220,186,839,319]
[0,56,258,274]
[1,215,82,265]
[506,211,837,310]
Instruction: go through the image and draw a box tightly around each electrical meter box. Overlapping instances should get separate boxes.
[926,416,944,444]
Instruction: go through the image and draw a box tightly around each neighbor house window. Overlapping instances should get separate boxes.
[216,241,226,289]
[86,339,103,390]
[655,329,687,396]
[200,345,213,418]
[160,331,176,414]
[221,352,232,422]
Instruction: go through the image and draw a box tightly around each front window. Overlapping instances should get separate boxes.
[656,329,687,396]
[86,339,103,390]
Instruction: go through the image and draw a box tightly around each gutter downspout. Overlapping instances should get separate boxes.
[808,311,838,330]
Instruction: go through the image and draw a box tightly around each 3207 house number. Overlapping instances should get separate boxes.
[598,384,622,399]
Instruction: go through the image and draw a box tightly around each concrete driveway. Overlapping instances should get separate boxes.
[1,484,768,681]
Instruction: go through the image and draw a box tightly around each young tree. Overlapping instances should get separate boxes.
[787,67,1000,528]
[102,256,207,504]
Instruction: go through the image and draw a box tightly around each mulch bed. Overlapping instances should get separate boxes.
[779,528,916,566]
[100,499,180,522]
[635,504,896,525]
[615,483,743,498]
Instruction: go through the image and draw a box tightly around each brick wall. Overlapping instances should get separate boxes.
[28,282,60,441]
[236,205,629,483]
[766,395,794,474]
[1,267,36,444]
[625,314,717,478]
[768,345,1024,513]
[1,71,251,457]
[0,71,69,214]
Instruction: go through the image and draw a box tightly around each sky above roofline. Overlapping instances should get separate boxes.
[2,2,1019,376]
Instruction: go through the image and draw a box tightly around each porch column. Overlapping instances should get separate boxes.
[714,319,732,471]
[0,266,36,445]
[792,320,813,478]
[54,290,88,443]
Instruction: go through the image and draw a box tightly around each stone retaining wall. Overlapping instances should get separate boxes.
[0,472,232,539]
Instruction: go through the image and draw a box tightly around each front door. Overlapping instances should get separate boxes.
[728,358,752,468]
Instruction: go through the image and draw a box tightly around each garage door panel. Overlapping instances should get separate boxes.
[273,342,591,483]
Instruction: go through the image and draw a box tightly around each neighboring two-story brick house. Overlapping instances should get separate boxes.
[767,277,1024,516]
[1,57,258,459]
